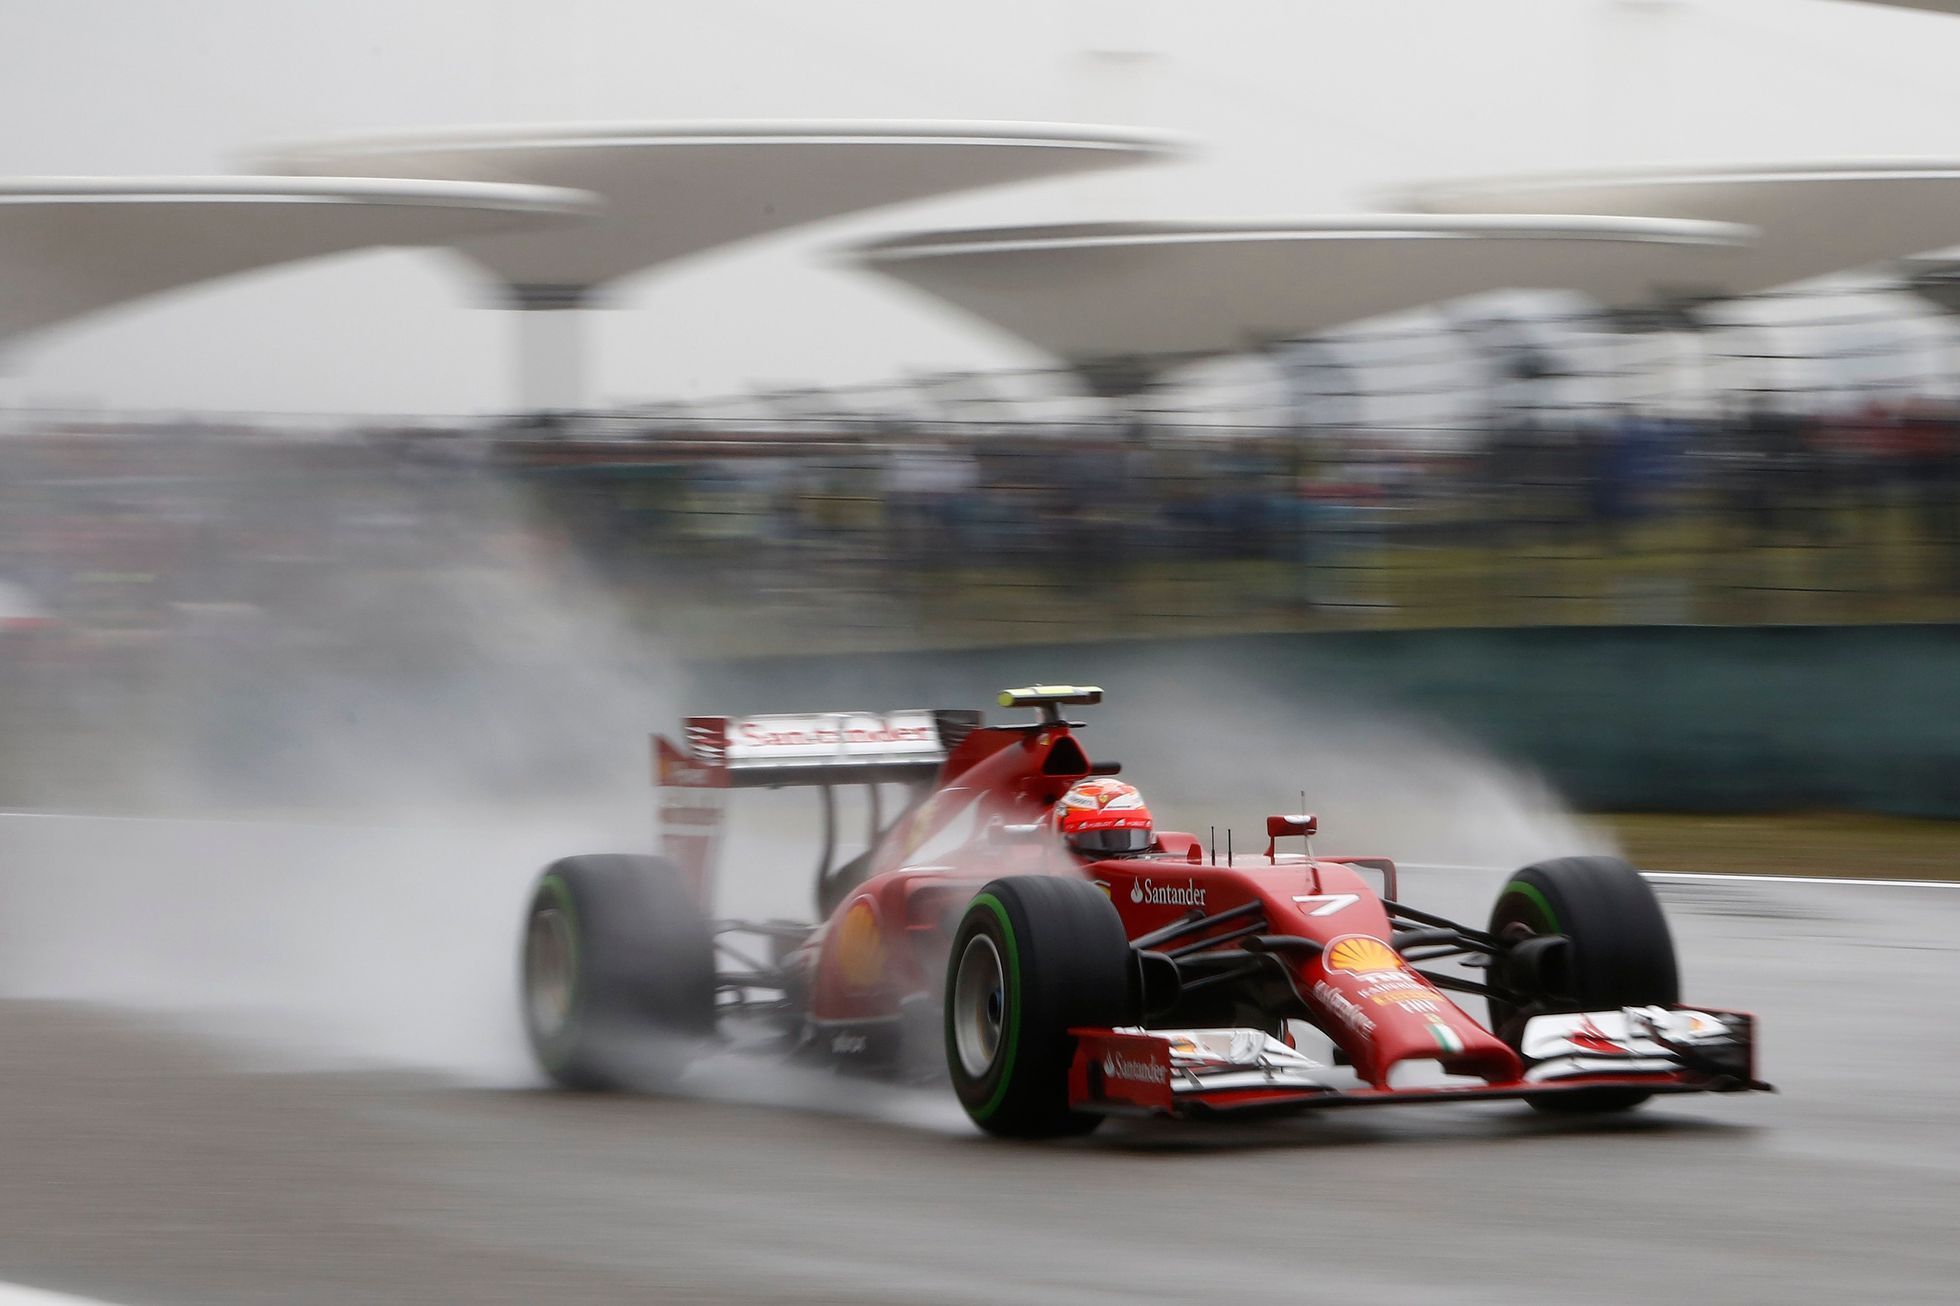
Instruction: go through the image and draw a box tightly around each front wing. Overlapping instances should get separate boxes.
[1069,1007,1768,1118]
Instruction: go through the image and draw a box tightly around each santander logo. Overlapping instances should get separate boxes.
[1130,879,1206,908]
[1101,1052,1169,1084]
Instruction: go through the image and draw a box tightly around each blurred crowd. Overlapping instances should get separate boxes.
[1477,399,1960,553]
[531,398,1960,633]
[0,398,1956,809]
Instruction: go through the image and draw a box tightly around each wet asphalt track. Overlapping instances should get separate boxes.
[1,819,1958,1305]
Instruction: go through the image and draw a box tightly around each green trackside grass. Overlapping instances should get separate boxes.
[1600,812,1960,881]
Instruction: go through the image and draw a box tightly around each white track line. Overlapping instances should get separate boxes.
[0,1283,132,1306]
[1641,870,1960,890]
[1401,861,1960,890]
[0,808,389,833]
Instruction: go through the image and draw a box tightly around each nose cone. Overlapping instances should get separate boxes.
[1307,938,1521,1087]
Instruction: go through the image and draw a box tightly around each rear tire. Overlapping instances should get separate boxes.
[520,854,716,1091]
[1487,855,1679,1114]
[944,876,1137,1139]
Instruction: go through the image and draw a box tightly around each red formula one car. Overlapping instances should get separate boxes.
[519,686,1768,1137]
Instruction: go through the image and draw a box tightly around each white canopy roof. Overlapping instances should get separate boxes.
[0,176,592,343]
[1840,2,1960,13]
[848,215,1750,391]
[1398,161,1960,297]
[259,120,1178,299]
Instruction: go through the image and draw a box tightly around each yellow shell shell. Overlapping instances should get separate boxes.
[1326,935,1401,975]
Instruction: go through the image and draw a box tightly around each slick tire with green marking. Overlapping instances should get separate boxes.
[520,854,716,1091]
[944,876,1137,1139]
[1487,855,1680,1113]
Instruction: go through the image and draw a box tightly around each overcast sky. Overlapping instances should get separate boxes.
[3,0,1958,415]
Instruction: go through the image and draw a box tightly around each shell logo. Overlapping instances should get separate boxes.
[835,900,885,990]
[1325,935,1402,975]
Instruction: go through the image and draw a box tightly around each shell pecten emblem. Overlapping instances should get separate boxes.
[835,900,886,990]
[1325,935,1402,976]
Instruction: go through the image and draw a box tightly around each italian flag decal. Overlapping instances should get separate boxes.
[1427,1019,1465,1055]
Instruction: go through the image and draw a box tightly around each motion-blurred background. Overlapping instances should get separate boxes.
[2,1,1957,862]
[3,5,1960,1305]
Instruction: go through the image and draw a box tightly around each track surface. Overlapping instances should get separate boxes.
[2,821,1958,1304]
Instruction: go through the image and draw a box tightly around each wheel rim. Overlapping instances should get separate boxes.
[951,933,1006,1080]
[525,905,575,1039]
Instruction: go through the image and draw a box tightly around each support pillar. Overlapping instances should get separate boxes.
[506,283,593,412]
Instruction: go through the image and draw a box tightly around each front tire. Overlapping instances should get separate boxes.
[521,854,716,1091]
[944,875,1137,1139]
[1487,855,1679,1113]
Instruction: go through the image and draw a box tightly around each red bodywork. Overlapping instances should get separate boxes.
[798,719,1518,1090]
[659,708,1763,1117]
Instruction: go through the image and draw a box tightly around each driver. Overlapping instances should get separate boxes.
[1053,777,1155,856]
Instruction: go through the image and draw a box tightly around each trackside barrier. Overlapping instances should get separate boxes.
[687,624,1960,819]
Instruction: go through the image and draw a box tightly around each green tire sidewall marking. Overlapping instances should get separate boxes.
[969,893,1021,1122]
[533,873,582,1069]
[1503,880,1560,934]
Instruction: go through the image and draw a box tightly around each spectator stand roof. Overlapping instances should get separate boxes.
[847,215,1752,395]
[259,121,1181,301]
[1397,161,1960,299]
[0,176,593,348]
[1841,2,1960,13]
[258,120,1179,406]
[1901,252,1960,315]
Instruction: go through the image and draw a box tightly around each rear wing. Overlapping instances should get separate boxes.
[652,708,983,904]
[654,709,982,791]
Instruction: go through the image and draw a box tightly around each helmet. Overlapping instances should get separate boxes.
[1054,778,1154,855]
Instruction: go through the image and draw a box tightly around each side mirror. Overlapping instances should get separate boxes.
[1265,813,1317,861]
[989,821,1048,845]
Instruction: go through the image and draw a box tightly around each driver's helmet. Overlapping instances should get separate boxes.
[1053,778,1154,855]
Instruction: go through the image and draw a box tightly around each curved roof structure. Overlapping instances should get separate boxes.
[849,215,1751,392]
[259,120,1181,300]
[1899,251,1960,315]
[0,176,593,344]
[1841,2,1960,12]
[1398,161,1960,297]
